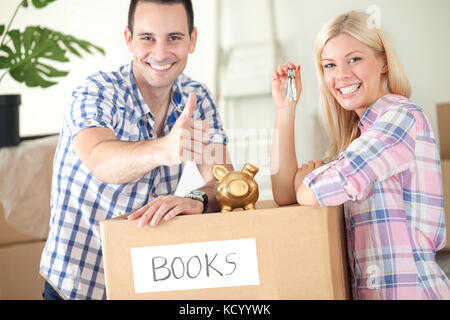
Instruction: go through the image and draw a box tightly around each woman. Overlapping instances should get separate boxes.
[270,11,450,300]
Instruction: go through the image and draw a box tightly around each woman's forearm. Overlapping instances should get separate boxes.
[271,106,299,205]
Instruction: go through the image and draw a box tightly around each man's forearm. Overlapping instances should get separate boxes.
[88,138,167,184]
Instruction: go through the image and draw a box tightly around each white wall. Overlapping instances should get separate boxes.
[216,0,450,199]
[2,0,450,199]
[0,0,217,137]
[272,0,450,163]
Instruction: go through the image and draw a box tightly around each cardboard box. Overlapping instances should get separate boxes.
[437,104,450,159]
[100,201,350,300]
[0,203,43,246]
[437,104,450,252]
[0,135,58,246]
[441,160,450,252]
[0,241,46,300]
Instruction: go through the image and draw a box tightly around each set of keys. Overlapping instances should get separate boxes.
[284,69,297,102]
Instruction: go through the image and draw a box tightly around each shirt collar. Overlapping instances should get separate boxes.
[128,62,188,122]
[358,94,408,132]
[170,75,188,113]
[126,62,150,122]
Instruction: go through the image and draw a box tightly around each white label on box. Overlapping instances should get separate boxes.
[130,238,260,294]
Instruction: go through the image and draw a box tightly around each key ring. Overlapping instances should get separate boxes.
[285,68,297,102]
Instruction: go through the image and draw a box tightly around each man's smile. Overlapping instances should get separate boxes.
[146,61,176,73]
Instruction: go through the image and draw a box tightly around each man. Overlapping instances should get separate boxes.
[40,0,232,300]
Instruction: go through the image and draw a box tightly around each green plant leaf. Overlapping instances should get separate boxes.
[36,61,69,77]
[31,0,57,9]
[1,26,104,88]
[22,0,57,9]
[11,63,57,88]
[8,30,22,57]
[0,57,9,69]
[22,26,35,54]
[0,25,5,37]
[52,32,106,56]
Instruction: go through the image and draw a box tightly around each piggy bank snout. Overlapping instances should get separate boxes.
[227,179,249,197]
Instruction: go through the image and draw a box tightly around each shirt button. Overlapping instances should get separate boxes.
[152,193,157,197]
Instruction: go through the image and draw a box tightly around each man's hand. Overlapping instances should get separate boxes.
[162,92,211,166]
[128,195,204,227]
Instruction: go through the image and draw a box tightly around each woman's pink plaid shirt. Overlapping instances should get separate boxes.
[305,94,450,300]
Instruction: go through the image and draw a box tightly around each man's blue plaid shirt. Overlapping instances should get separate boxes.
[39,62,228,300]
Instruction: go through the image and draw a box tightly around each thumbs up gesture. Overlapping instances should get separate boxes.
[180,91,197,119]
[162,92,211,166]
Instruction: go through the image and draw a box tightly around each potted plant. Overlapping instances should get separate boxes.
[0,0,105,147]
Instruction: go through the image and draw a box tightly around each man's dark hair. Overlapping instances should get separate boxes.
[128,0,194,36]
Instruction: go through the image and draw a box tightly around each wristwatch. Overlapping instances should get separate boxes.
[185,190,208,213]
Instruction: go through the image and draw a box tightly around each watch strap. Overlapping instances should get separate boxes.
[185,190,208,213]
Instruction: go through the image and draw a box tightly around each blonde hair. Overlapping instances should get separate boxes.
[315,11,411,162]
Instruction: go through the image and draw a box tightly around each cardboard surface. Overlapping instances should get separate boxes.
[100,201,350,300]
[437,104,450,159]
[0,203,45,246]
[441,160,450,252]
[0,135,58,245]
[437,104,450,252]
[0,241,45,300]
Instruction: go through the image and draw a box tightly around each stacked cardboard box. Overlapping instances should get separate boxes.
[101,201,350,300]
[0,136,58,299]
[437,104,450,253]
[0,204,46,300]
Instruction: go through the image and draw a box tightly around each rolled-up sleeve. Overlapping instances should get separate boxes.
[68,79,117,139]
[304,105,417,206]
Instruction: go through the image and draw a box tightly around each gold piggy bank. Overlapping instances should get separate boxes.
[213,163,259,212]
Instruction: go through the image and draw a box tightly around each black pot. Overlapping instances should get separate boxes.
[0,94,21,148]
